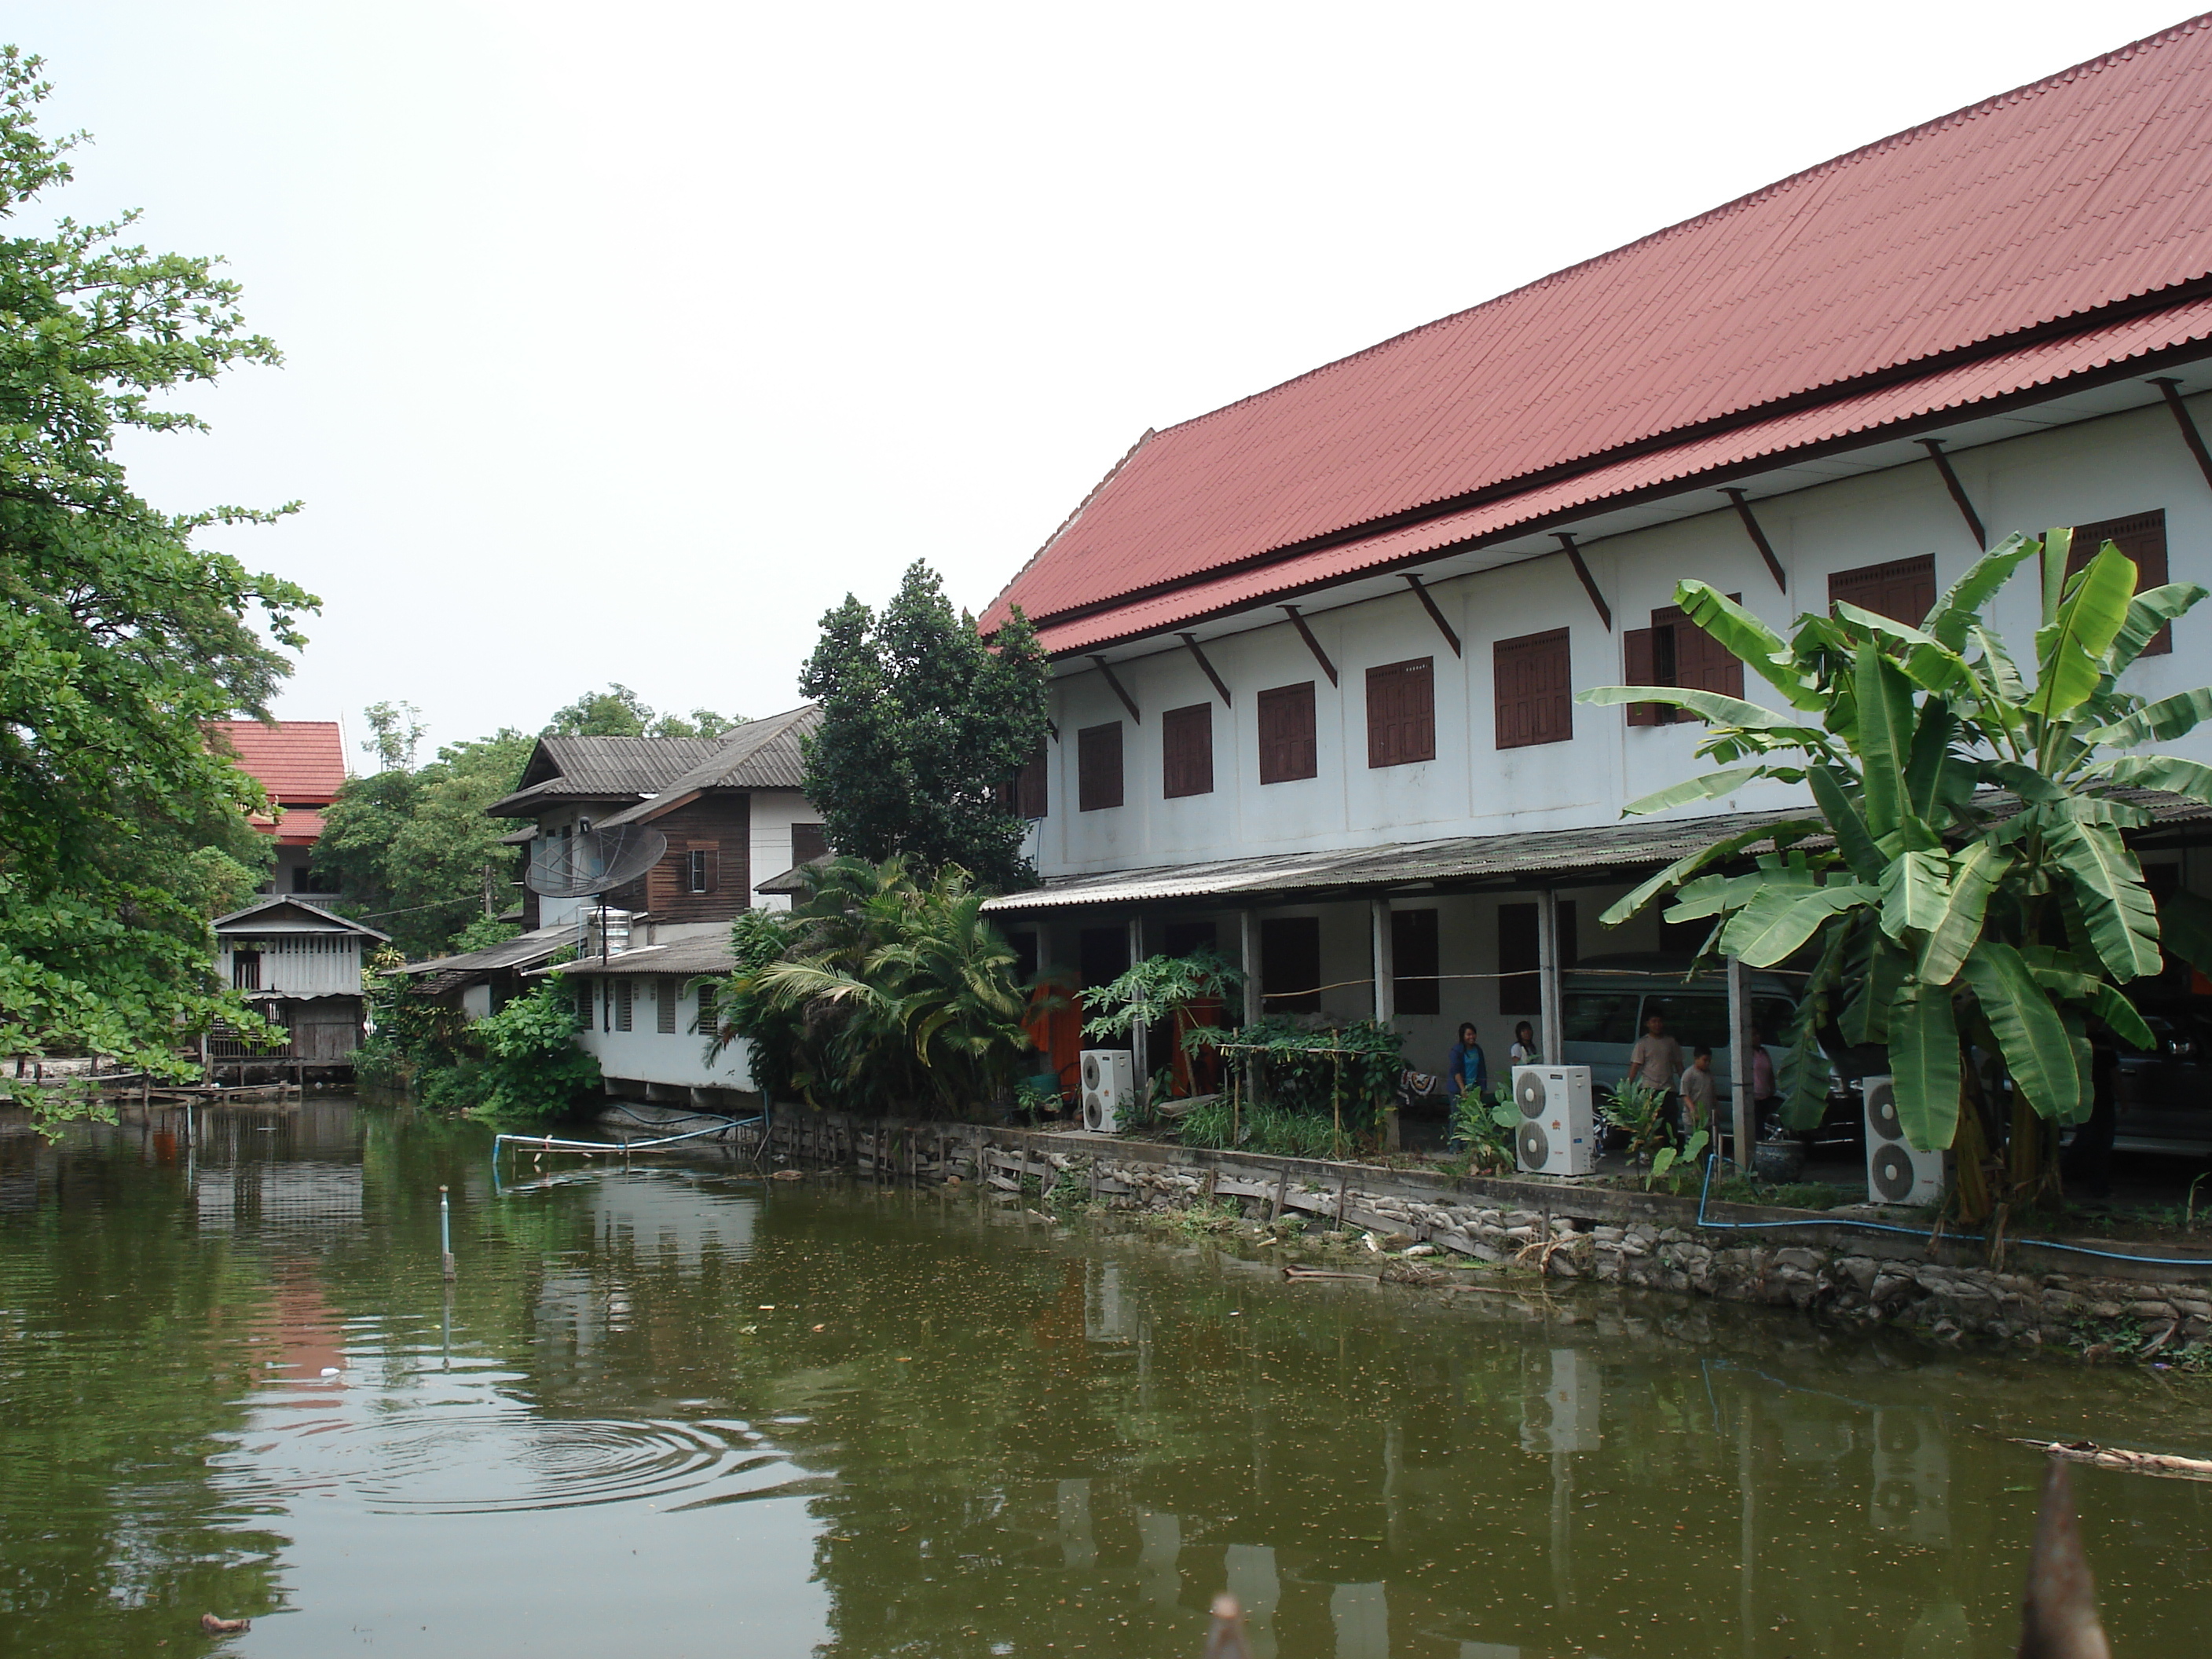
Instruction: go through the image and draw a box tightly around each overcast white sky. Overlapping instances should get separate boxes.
[13,2,2196,759]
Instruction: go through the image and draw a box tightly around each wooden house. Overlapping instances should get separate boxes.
[211,897,390,1071]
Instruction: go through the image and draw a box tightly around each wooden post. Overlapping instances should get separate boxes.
[1727,954,1755,1171]
[1536,890,1564,1067]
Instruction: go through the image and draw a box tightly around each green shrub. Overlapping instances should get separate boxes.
[466,982,600,1119]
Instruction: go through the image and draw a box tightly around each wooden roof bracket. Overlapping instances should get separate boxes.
[1177,632,1234,706]
[2151,378,2212,494]
[1917,439,1987,549]
[1403,574,1463,657]
[1090,656,1141,723]
[1552,533,1613,631]
[1280,606,1339,686]
[1720,488,1789,591]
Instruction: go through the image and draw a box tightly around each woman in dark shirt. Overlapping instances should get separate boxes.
[1445,1022,1488,1097]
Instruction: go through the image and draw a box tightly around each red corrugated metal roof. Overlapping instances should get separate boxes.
[986,17,2212,641]
[1031,291,2212,654]
[208,721,347,804]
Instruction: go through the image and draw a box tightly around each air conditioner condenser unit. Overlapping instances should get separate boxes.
[1513,1065,1596,1176]
[1080,1049,1135,1133]
[1862,1075,1944,1207]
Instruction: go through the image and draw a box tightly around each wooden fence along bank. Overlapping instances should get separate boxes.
[711,1108,2212,1360]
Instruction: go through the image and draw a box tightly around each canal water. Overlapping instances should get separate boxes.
[2,1101,2209,1657]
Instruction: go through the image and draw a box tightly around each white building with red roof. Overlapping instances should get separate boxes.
[975,18,2212,1137]
[207,720,348,897]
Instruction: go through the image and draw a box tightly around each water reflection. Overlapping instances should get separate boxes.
[4,1103,2212,1657]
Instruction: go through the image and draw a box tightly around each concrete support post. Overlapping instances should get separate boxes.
[1727,954,1755,1170]
[1240,910,1262,1025]
[1369,897,1394,1025]
[1536,890,1563,1066]
[1126,915,1148,1094]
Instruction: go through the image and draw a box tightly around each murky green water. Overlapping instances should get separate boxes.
[2,1101,2210,1657]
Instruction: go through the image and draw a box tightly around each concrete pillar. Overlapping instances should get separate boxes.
[1536,890,1563,1065]
[1727,954,1754,1169]
[1240,910,1262,1025]
[1369,896,1394,1025]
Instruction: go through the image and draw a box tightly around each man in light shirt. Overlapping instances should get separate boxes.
[1627,1011,1684,1125]
[1679,1046,1716,1132]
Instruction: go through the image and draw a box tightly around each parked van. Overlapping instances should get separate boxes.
[1558,954,1803,1116]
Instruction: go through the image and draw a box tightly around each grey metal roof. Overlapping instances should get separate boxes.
[214,895,393,941]
[540,936,738,978]
[979,790,2212,915]
[485,734,731,818]
[598,705,822,827]
[755,853,830,896]
[397,922,574,980]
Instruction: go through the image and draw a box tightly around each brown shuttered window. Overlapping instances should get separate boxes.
[1077,722,1123,811]
[1162,703,1214,798]
[1259,917,1322,1014]
[1496,899,1577,1016]
[577,980,594,1022]
[685,847,719,894]
[1829,555,1936,627]
[1392,907,1440,1016]
[1624,598,1745,725]
[1256,682,1317,784]
[1365,657,1436,768]
[1493,628,1573,749]
[997,745,1047,819]
[656,979,677,1034]
[791,822,830,864]
[2070,511,2170,655]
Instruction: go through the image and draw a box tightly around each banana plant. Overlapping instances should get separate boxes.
[1577,529,2212,1215]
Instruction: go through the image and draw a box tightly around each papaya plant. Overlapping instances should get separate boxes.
[1577,528,2212,1218]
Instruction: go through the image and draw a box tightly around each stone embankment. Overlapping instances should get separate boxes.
[743,1110,2212,1359]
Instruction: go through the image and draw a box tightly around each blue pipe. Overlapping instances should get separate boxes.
[1694,1153,2212,1268]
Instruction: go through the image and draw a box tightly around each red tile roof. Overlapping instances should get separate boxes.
[208,721,347,805]
[984,17,2212,643]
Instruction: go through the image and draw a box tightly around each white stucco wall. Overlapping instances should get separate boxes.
[1031,394,2212,878]
[745,788,825,911]
[573,973,756,1093]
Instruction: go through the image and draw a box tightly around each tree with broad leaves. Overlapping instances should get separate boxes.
[1580,528,2212,1221]
[800,561,1050,891]
[0,48,315,1126]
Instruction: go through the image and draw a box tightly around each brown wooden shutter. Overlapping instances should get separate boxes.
[1256,683,1317,784]
[2071,511,2170,654]
[1650,597,1745,720]
[791,822,830,864]
[1161,703,1214,797]
[1365,657,1435,768]
[1016,745,1048,818]
[1391,907,1440,1016]
[1493,629,1573,749]
[1829,556,1936,625]
[701,848,718,894]
[1077,722,1124,811]
[657,980,677,1033]
[1622,627,1659,726]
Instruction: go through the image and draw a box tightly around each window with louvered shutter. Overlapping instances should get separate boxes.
[1392,907,1440,1016]
[1638,599,1745,723]
[698,982,714,1035]
[1162,703,1214,797]
[791,822,830,864]
[656,980,677,1034]
[615,979,633,1032]
[1256,682,1317,784]
[1492,629,1573,749]
[1077,722,1123,811]
[2069,511,2171,655]
[1365,657,1435,768]
[1622,627,1659,726]
[1259,917,1322,1014]
[1016,745,1048,819]
[1829,555,1936,626]
[577,980,594,1022]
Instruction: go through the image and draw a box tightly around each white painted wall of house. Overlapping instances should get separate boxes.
[746,788,822,911]
[1033,395,2212,878]
[573,974,756,1092]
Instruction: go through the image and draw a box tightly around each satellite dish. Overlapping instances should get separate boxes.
[525,825,668,898]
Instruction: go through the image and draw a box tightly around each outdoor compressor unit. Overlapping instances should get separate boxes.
[1080,1049,1135,1133]
[1862,1075,1943,1207]
[1512,1065,1597,1177]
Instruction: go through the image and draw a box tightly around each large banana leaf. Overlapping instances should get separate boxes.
[2039,526,2074,628]
[1925,533,2041,650]
[1599,819,1824,928]
[1839,932,1908,1046]
[2030,544,2137,721]
[2093,752,2212,802]
[1675,582,1827,711]
[1577,684,1825,735]
[1719,881,1877,966]
[1903,702,1956,822]
[1830,601,1976,697]
[1807,764,1883,881]
[1961,941,2082,1119]
[2085,980,2156,1052]
[1619,766,1769,817]
[1877,848,1949,943]
[2111,581,2208,672]
[1777,924,1851,1130]
[2088,687,2212,749]
[1664,864,1807,922]
[1915,840,2008,986]
[1854,644,1915,838]
[2045,819,2161,982]
[1886,977,1960,1152]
